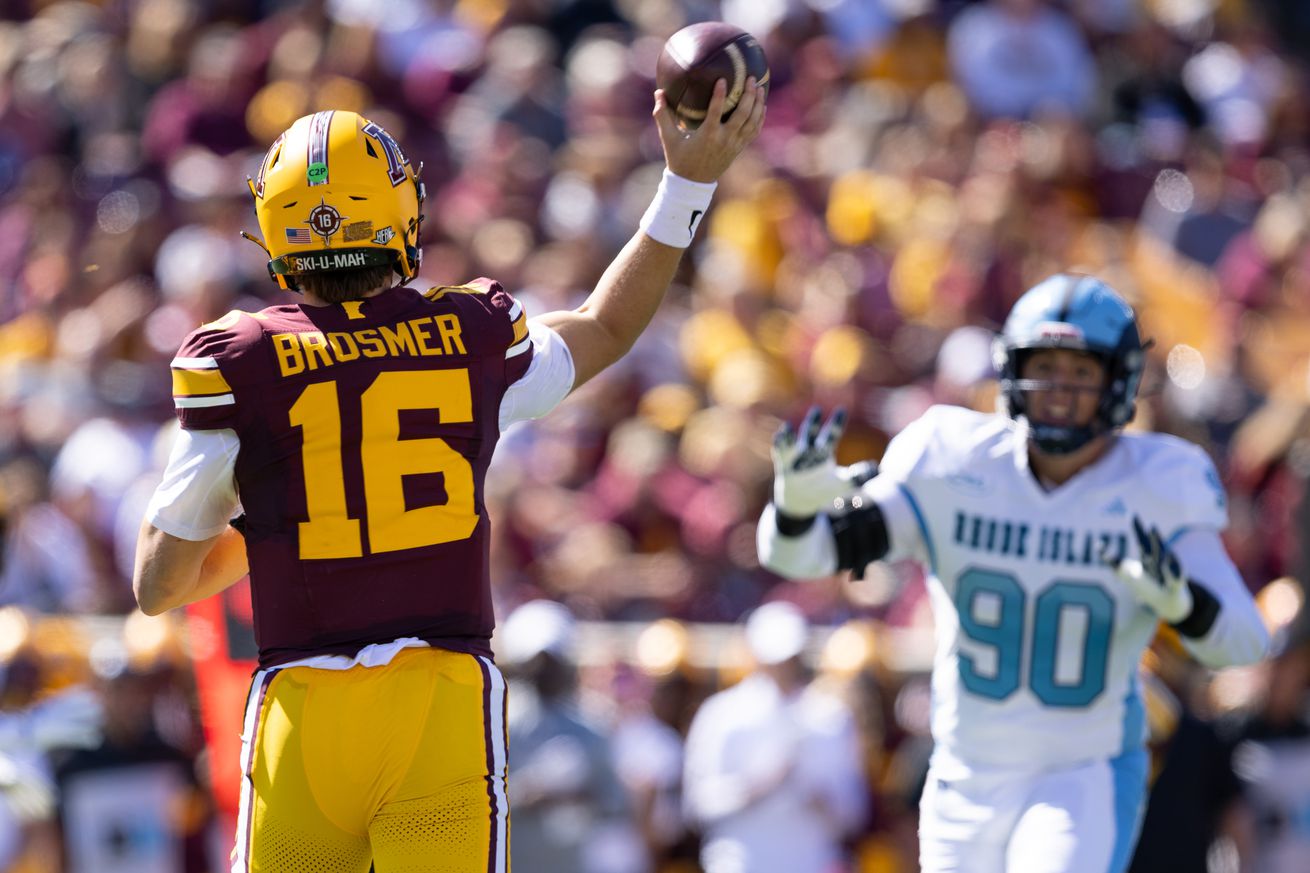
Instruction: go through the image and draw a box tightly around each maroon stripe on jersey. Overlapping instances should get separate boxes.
[239,668,281,871]
[477,656,499,873]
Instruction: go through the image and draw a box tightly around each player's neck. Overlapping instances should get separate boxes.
[301,285,391,307]
[1028,433,1114,489]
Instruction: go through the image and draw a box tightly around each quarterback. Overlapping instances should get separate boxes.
[133,78,764,872]
[758,274,1269,873]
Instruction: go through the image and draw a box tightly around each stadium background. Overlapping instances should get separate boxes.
[1,0,1309,870]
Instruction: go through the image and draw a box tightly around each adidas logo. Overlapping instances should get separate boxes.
[1102,497,1128,516]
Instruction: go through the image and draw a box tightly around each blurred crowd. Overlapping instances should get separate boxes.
[3,0,1310,869]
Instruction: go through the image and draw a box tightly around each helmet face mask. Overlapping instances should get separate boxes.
[994,274,1146,456]
[244,111,425,292]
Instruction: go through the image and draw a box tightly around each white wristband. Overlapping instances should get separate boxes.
[639,168,717,248]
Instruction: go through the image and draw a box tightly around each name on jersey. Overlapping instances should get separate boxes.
[271,315,467,377]
[953,511,1127,566]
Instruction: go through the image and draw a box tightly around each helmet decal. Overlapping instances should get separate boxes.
[363,121,410,187]
[341,220,375,242]
[306,199,346,245]
[306,111,335,187]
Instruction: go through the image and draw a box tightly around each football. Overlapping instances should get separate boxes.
[656,22,770,129]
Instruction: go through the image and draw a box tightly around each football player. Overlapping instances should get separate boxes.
[757,274,1269,873]
[133,76,765,873]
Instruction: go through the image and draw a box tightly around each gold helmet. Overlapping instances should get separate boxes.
[245,110,425,291]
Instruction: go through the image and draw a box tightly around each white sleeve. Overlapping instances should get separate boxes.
[145,428,241,541]
[498,319,576,430]
[757,473,928,580]
[1172,528,1270,668]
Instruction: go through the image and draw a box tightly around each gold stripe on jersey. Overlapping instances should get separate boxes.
[510,311,528,344]
[172,367,233,397]
[424,284,486,301]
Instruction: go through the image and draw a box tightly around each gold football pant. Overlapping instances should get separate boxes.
[230,648,509,872]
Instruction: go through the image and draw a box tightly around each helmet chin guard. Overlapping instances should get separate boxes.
[1025,420,1102,456]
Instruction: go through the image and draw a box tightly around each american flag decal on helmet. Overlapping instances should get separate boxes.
[306,111,334,186]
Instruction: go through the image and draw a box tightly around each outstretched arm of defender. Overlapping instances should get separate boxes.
[537,78,766,389]
[758,407,897,580]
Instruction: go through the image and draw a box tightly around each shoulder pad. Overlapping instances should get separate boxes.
[424,277,528,353]
[171,310,261,427]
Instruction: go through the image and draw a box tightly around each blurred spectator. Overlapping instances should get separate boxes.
[1219,625,1310,873]
[501,600,647,873]
[609,620,697,868]
[0,458,98,614]
[682,602,866,873]
[0,606,105,872]
[1129,637,1251,873]
[947,0,1096,119]
[54,612,211,873]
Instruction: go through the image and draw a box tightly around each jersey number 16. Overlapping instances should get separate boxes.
[290,370,478,559]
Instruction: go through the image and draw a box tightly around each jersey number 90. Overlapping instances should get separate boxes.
[955,568,1115,708]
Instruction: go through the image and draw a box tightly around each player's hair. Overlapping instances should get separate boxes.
[295,264,393,303]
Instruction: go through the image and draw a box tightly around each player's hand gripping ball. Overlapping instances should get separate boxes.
[656,22,770,130]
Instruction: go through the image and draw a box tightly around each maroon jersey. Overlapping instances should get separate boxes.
[169,281,533,668]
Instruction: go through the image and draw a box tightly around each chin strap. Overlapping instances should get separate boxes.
[1027,418,1104,456]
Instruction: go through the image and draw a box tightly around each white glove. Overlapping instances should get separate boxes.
[24,689,104,752]
[771,407,873,517]
[1104,516,1193,624]
[0,753,55,822]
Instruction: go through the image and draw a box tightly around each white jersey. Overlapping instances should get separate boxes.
[759,405,1268,776]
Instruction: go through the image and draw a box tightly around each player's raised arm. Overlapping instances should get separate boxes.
[535,77,766,389]
[757,407,893,580]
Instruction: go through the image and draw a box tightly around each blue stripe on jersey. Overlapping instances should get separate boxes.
[898,483,937,572]
[1107,676,1148,872]
[1119,674,1146,756]
[1165,525,1195,548]
[1108,748,1148,873]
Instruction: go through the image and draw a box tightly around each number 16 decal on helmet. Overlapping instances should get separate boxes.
[242,111,426,292]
